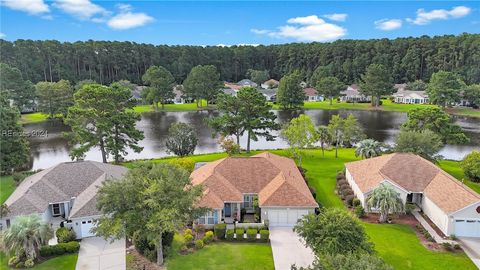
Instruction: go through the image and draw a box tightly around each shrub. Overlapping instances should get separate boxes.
[449,234,457,240]
[336,179,347,186]
[352,198,361,207]
[56,227,76,243]
[454,244,461,250]
[246,229,257,241]
[342,189,354,196]
[203,231,214,244]
[143,249,156,262]
[214,223,227,239]
[345,195,355,206]
[24,259,34,268]
[8,256,19,267]
[226,229,235,241]
[405,203,416,214]
[184,234,194,246]
[354,205,365,218]
[62,241,80,253]
[336,171,345,180]
[339,184,349,191]
[195,239,204,249]
[235,228,245,240]
[461,150,480,182]
[442,242,452,251]
[170,157,195,172]
[15,262,25,269]
[247,226,259,232]
[184,229,192,236]
[259,230,269,242]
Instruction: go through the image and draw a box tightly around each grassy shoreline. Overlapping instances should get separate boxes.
[20,100,479,124]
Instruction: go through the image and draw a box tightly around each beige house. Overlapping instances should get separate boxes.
[190,152,318,227]
[345,153,480,237]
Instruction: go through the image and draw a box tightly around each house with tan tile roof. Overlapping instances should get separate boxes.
[345,153,480,237]
[190,152,318,227]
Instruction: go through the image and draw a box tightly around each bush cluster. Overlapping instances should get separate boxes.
[235,228,245,240]
[203,231,214,244]
[354,205,365,218]
[226,229,235,241]
[56,227,77,243]
[259,230,270,242]
[39,241,80,257]
[213,223,227,239]
[415,224,434,242]
[195,239,204,249]
[246,229,257,241]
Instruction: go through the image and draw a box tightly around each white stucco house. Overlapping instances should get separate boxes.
[392,84,429,104]
[261,79,279,89]
[190,152,318,227]
[304,87,323,102]
[0,161,127,239]
[345,153,480,237]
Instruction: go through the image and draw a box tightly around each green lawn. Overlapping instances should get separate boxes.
[132,100,210,113]
[166,241,274,270]
[20,113,49,124]
[438,160,480,194]
[0,176,15,204]
[363,223,477,270]
[0,253,78,270]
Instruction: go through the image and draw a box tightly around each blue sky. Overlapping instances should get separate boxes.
[1,1,479,45]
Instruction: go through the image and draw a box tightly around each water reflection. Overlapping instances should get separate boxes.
[24,110,480,170]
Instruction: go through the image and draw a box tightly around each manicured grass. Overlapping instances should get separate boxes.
[446,107,480,118]
[363,223,477,270]
[0,176,15,204]
[166,242,274,270]
[0,253,78,270]
[438,160,480,194]
[20,112,49,124]
[132,100,210,113]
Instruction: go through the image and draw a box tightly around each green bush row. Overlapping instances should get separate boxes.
[39,241,80,257]
[224,229,269,242]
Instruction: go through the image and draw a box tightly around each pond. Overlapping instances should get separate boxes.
[24,109,480,170]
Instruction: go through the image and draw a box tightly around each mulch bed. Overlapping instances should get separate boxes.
[420,212,448,238]
[126,247,164,270]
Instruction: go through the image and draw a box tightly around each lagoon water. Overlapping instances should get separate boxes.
[25,109,480,170]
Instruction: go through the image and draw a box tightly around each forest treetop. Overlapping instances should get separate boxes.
[0,33,478,86]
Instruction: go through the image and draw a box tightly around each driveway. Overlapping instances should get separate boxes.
[458,237,480,269]
[75,237,126,270]
[269,227,315,270]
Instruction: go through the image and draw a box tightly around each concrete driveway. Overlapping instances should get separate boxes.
[458,237,480,269]
[76,237,126,270]
[269,227,315,270]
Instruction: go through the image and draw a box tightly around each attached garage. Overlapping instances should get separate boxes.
[80,219,95,238]
[454,219,480,237]
[266,208,312,227]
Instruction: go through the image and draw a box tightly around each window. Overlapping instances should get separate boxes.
[6,219,10,228]
[52,204,61,216]
[243,195,254,209]
[198,211,216,224]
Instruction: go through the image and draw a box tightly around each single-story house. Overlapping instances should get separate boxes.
[261,79,279,89]
[224,82,242,91]
[345,153,480,237]
[190,152,318,227]
[393,84,429,104]
[172,85,191,104]
[304,88,323,102]
[0,161,127,239]
[340,84,370,102]
[259,88,277,102]
[220,88,237,97]
[131,85,145,101]
[237,79,258,88]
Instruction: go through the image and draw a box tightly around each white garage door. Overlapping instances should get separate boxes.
[80,219,95,238]
[454,219,480,237]
[268,209,310,227]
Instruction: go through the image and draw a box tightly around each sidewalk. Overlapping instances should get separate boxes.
[412,211,456,244]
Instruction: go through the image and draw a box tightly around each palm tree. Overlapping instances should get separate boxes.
[355,139,383,159]
[317,125,330,157]
[366,183,404,223]
[1,214,53,260]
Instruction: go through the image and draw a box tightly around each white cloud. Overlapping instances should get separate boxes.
[53,0,109,20]
[0,32,5,38]
[116,3,132,12]
[323,13,348,22]
[407,6,471,25]
[375,19,402,31]
[1,0,49,15]
[107,12,154,30]
[253,15,346,42]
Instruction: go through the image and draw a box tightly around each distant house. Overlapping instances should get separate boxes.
[0,161,128,239]
[261,79,279,89]
[131,85,145,101]
[345,153,480,237]
[259,88,277,102]
[191,152,318,227]
[237,79,258,88]
[172,85,187,104]
[304,87,323,102]
[393,84,429,104]
[221,88,237,97]
[340,84,370,102]
[224,82,242,91]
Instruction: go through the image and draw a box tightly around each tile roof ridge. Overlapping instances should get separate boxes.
[433,170,480,199]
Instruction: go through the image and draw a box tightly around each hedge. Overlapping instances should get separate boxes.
[246,229,257,241]
[195,239,204,249]
[259,230,269,242]
[214,223,227,239]
[235,228,245,240]
[226,229,235,241]
[40,241,80,257]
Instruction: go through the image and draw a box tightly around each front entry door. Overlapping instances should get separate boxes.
[224,203,231,217]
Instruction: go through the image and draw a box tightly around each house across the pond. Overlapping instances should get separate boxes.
[345,153,480,238]
[190,152,318,227]
[0,161,127,239]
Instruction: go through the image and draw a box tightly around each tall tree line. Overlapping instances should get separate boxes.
[1,34,479,85]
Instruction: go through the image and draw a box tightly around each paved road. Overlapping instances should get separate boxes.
[269,227,315,270]
[458,237,480,269]
[76,237,126,270]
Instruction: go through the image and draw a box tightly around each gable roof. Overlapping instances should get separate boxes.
[262,79,279,86]
[345,153,480,214]
[304,87,318,97]
[237,79,258,87]
[190,152,318,209]
[5,161,127,219]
